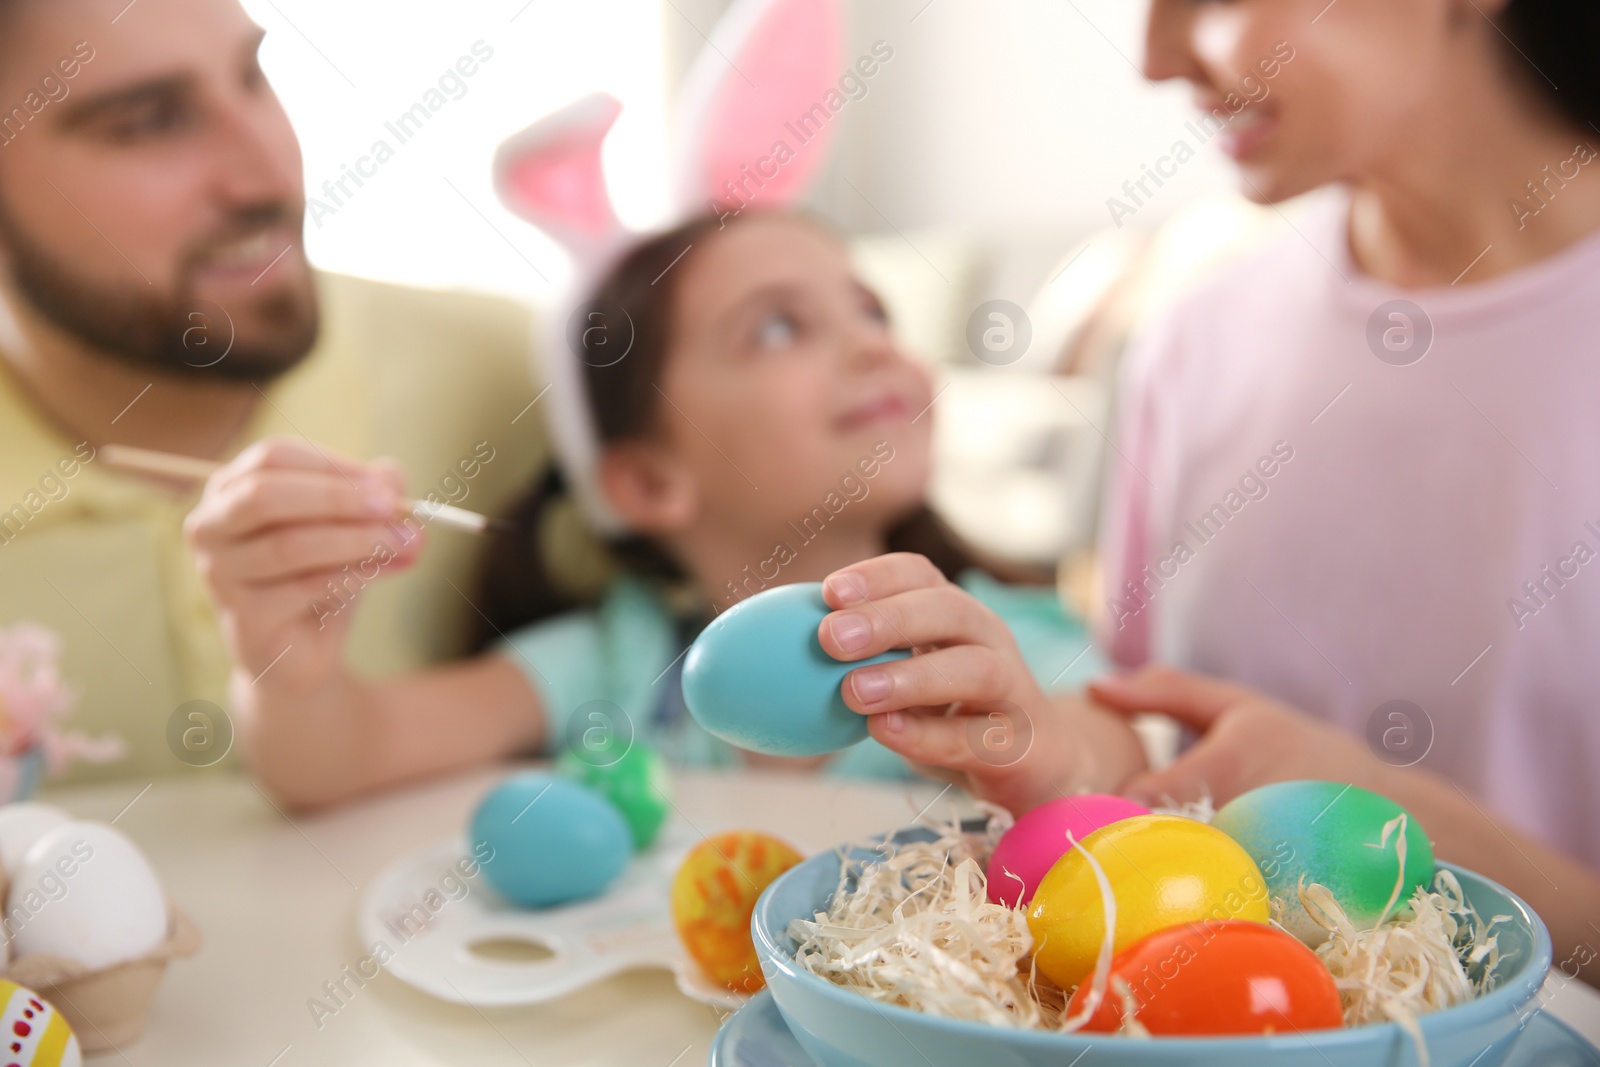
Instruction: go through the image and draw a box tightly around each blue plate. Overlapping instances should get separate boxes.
[711,990,1600,1067]
[710,991,815,1066]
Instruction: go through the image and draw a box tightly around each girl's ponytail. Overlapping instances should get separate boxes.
[468,466,591,650]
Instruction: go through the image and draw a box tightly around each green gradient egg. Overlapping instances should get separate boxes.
[557,743,672,851]
[1210,780,1434,946]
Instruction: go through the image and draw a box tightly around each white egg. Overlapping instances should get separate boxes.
[8,822,167,972]
[0,804,69,877]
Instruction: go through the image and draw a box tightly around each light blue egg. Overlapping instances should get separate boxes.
[469,773,631,908]
[681,583,910,757]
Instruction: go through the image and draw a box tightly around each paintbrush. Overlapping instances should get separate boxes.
[100,444,507,535]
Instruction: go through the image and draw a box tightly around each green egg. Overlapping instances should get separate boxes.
[557,743,672,851]
[1211,779,1434,946]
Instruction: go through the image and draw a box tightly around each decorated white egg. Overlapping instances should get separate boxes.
[0,979,80,1067]
[10,823,166,972]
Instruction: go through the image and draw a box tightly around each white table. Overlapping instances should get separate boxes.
[46,767,1600,1065]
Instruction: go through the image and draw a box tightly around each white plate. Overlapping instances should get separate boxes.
[355,819,770,1010]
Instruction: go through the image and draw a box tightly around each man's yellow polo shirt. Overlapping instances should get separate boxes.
[0,272,548,786]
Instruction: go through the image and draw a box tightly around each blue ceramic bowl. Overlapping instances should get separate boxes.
[752,825,1553,1067]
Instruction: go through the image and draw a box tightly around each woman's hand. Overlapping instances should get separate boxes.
[1088,666,1399,807]
[184,437,424,696]
[818,553,1146,817]
[1091,665,1600,988]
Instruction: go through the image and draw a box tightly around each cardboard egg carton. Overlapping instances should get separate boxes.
[3,897,200,1053]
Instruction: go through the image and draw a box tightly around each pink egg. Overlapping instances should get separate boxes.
[985,794,1150,907]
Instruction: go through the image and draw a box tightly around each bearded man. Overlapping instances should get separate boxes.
[0,0,546,782]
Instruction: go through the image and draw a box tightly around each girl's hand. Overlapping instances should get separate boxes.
[818,553,1145,816]
[184,437,424,697]
[1088,666,1397,807]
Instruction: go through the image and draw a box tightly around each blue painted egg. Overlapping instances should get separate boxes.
[1211,779,1435,946]
[681,583,910,757]
[469,773,631,908]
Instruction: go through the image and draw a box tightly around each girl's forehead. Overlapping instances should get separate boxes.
[677,216,851,315]
[668,217,857,334]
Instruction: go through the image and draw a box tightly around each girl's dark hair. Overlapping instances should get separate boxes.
[1500,1,1600,133]
[469,213,1034,648]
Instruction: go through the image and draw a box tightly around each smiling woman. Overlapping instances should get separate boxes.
[1093,0,1600,990]
[1105,38,1295,228]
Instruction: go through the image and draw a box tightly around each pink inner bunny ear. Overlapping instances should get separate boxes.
[494,93,630,269]
[504,137,612,237]
[674,0,844,214]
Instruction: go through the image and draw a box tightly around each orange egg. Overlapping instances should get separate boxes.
[671,830,803,992]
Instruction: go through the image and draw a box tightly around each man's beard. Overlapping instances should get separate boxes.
[0,200,320,384]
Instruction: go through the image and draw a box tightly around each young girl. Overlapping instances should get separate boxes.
[823,0,1600,987]
[184,211,1135,816]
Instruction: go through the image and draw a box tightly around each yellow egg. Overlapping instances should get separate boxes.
[0,979,81,1067]
[671,830,803,993]
[1026,814,1270,989]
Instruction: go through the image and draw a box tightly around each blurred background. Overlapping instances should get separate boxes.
[241,0,1300,593]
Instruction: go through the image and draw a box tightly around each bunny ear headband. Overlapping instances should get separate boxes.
[493,0,844,535]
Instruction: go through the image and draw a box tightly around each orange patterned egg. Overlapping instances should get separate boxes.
[671,830,803,992]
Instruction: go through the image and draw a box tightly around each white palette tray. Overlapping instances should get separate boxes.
[355,819,783,1011]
